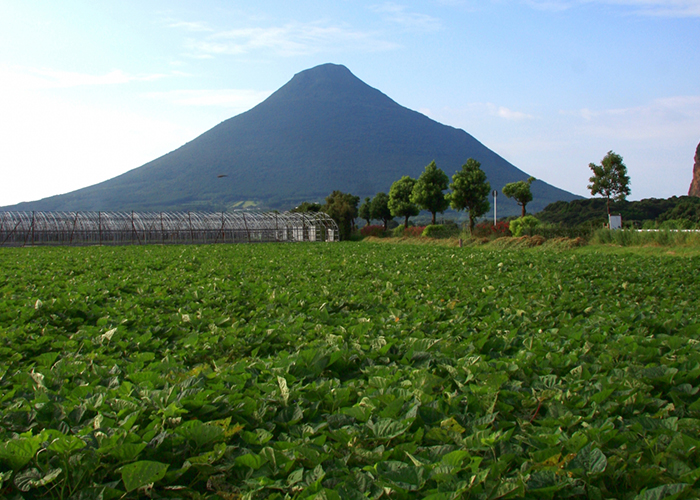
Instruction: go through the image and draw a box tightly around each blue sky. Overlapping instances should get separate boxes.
[1,0,699,206]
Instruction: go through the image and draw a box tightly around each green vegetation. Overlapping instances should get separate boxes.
[2,243,700,499]
[536,196,700,228]
[322,191,360,241]
[389,176,420,229]
[370,193,393,231]
[503,177,536,218]
[588,151,631,216]
[509,215,540,237]
[447,159,491,234]
[411,162,450,225]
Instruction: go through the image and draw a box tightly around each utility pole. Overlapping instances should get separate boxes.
[493,190,498,226]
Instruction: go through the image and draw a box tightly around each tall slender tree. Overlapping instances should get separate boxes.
[588,151,631,216]
[370,192,393,230]
[411,161,449,225]
[448,158,491,233]
[388,176,419,228]
[358,197,372,226]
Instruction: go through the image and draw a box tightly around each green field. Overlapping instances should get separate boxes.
[1,243,700,499]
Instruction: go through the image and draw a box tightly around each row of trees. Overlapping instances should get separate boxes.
[297,151,631,240]
[317,160,538,239]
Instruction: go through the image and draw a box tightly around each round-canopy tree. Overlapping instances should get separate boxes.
[411,161,449,225]
[370,192,393,230]
[503,176,536,218]
[588,151,631,216]
[358,197,372,226]
[388,176,419,229]
[323,190,359,240]
[448,158,491,233]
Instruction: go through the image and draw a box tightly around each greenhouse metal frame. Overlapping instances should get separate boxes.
[0,211,338,247]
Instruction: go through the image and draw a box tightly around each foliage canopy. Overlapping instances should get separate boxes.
[369,192,393,230]
[588,150,631,216]
[447,158,491,233]
[410,161,449,225]
[323,190,359,240]
[503,176,536,218]
[388,176,420,229]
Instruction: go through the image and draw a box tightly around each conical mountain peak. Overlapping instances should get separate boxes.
[1,64,579,213]
[262,63,392,108]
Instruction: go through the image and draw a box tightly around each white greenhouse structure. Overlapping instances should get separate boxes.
[0,211,338,247]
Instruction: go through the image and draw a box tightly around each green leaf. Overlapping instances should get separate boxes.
[175,420,224,448]
[120,460,169,492]
[376,461,425,491]
[14,467,62,492]
[368,418,412,440]
[48,435,86,454]
[235,453,266,470]
[0,437,41,470]
[633,483,690,500]
[104,442,147,462]
[567,444,607,475]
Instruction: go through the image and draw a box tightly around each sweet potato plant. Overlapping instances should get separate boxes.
[1,243,699,499]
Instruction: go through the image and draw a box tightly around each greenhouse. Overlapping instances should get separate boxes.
[0,211,338,247]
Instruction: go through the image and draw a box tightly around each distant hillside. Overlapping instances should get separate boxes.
[536,196,700,226]
[2,63,580,214]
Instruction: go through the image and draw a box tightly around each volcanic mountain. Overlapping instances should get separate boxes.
[3,63,579,213]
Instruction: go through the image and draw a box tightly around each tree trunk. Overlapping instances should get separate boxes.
[404,215,409,229]
[431,212,436,225]
[469,214,475,234]
[383,219,388,231]
[521,204,526,218]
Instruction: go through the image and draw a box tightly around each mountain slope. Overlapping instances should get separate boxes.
[2,63,579,213]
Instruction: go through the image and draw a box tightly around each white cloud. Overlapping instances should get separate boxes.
[144,88,272,109]
[496,105,535,121]
[183,21,399,58]
[523,0,700,16]
[167,20,213,32]
[370,3,443,31]
[0,66,167,90]
[567,95,700,142]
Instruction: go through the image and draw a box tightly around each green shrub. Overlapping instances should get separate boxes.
[421,224,459,239]
[509,215,540,237]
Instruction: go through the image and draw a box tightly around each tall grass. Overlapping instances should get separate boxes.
[591,229,700,246]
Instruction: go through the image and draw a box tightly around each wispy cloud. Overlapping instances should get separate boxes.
[167,20,214,32]
[182,21,399,58]
[523,0,700,16]
[144,88,272,109]
[370,3,443,31]
[566,95,700,141]
[1,66,167,90]
[495,105,535,121]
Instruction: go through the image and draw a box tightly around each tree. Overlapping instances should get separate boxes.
[503,176,536,218]
[411,161,449,225]
[358,197,372,226]
[370,192,393,230]
[447,158,491,233]
[389,176,420,228]
[588,151,631,216]
[323,190,359,240]
[291,201,322,213]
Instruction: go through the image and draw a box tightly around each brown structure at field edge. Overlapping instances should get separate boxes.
[689,141,700,197]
